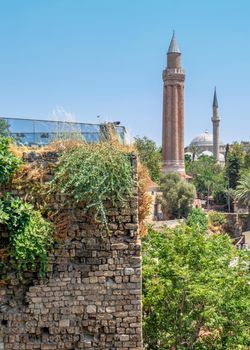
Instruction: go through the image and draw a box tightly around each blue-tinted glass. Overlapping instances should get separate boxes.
[84,133,100,143]
[58,121,81,134]
[81,124,100,133]
[4,118,126,146]
[35,133,54,145]
[7,118,34,133]
[34,120,59,133]
[13,133,35,146]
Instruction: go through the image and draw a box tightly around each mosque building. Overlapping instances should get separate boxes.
[185,89,226,162]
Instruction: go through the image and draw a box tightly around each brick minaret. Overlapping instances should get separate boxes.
[162,32,185,174]
[211,87,220,161]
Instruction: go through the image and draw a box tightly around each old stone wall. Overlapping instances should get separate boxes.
[0,152,142,350]
[224,213,249,238]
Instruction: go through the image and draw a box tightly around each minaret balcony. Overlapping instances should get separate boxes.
[166,68,185,74]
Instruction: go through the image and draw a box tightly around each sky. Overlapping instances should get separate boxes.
[0,0,249,146]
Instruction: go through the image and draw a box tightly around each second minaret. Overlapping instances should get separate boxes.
[211,88,220,161]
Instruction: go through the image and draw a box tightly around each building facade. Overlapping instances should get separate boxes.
[162,32,185,175]
[0,117,126,146]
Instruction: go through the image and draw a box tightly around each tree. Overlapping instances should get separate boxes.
[143,227,250,350]
[0,119,10,136]
[244,146,250,169]
[189,145,198,162]
[235,172,250,229]
[225,143,245,189]
[186,155,225,201]
[160,173,196,219]
[134,136,161,183]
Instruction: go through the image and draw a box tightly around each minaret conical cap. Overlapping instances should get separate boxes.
[168,31,181,54]
[213,87,218,108]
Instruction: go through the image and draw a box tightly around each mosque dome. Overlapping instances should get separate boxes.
[190,130,224,147]
[199,150,213,157]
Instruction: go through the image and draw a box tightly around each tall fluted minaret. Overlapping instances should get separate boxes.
[162,32,185,175]
[211,87,220,161]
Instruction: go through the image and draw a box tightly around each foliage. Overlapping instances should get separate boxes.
[160,173,196,219]
[235,172,250,229]
[189,145,199,162]
[186,208,208,232]
[138,163,152,236]
[185,153,192,163]
[244,146,250,169]
[134,136,161,183]
[208,210,227,227]
[0,137,21,186]
[225,143,245,189]
[0,196,53,276]
[51,142,134,229]
[0,119,10,136]
[186,155,224,200]
[143,227,250,350]
[235,172,250,207]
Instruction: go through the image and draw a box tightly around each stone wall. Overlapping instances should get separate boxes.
[224,212,249,238]
[0,152,143,350]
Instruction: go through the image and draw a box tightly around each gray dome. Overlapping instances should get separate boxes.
[190,130,224,147]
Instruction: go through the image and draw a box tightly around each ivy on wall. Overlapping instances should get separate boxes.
[0,136,53,278]
[0,137,21,185]
[0,196,53,277]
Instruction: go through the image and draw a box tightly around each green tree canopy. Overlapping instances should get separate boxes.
[235,172,250,229]
[134,136,161,183]
[143,227,250,350]
[0,119,10,136]
[186,155,227,206]
[225,143,245,189]
[160,173,196,219]
[244,146,250,169]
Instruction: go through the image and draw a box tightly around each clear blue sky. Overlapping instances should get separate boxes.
[0,0,249,145]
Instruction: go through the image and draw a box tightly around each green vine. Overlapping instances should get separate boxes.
[0,136,21,185]
[51,143,135,228]
[0,196,53,277]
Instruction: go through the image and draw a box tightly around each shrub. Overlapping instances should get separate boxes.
[208,210,227,227]
[186,207,208,232]
[0,137,21,185]
[160,173,196,219]
[51,143,134,229]
[0,196,53,276]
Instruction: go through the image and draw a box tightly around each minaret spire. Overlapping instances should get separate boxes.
[211,87,221,161]
[168,30,181,54]
[213,87,218,108]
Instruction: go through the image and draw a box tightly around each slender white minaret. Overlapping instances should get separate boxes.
[211,87,220,161]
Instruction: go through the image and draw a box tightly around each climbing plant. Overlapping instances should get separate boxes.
[0,196,53,277]
[51,143,135,228]
[0,136,21,186]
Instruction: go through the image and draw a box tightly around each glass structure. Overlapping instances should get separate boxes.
[0,117,126,146]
